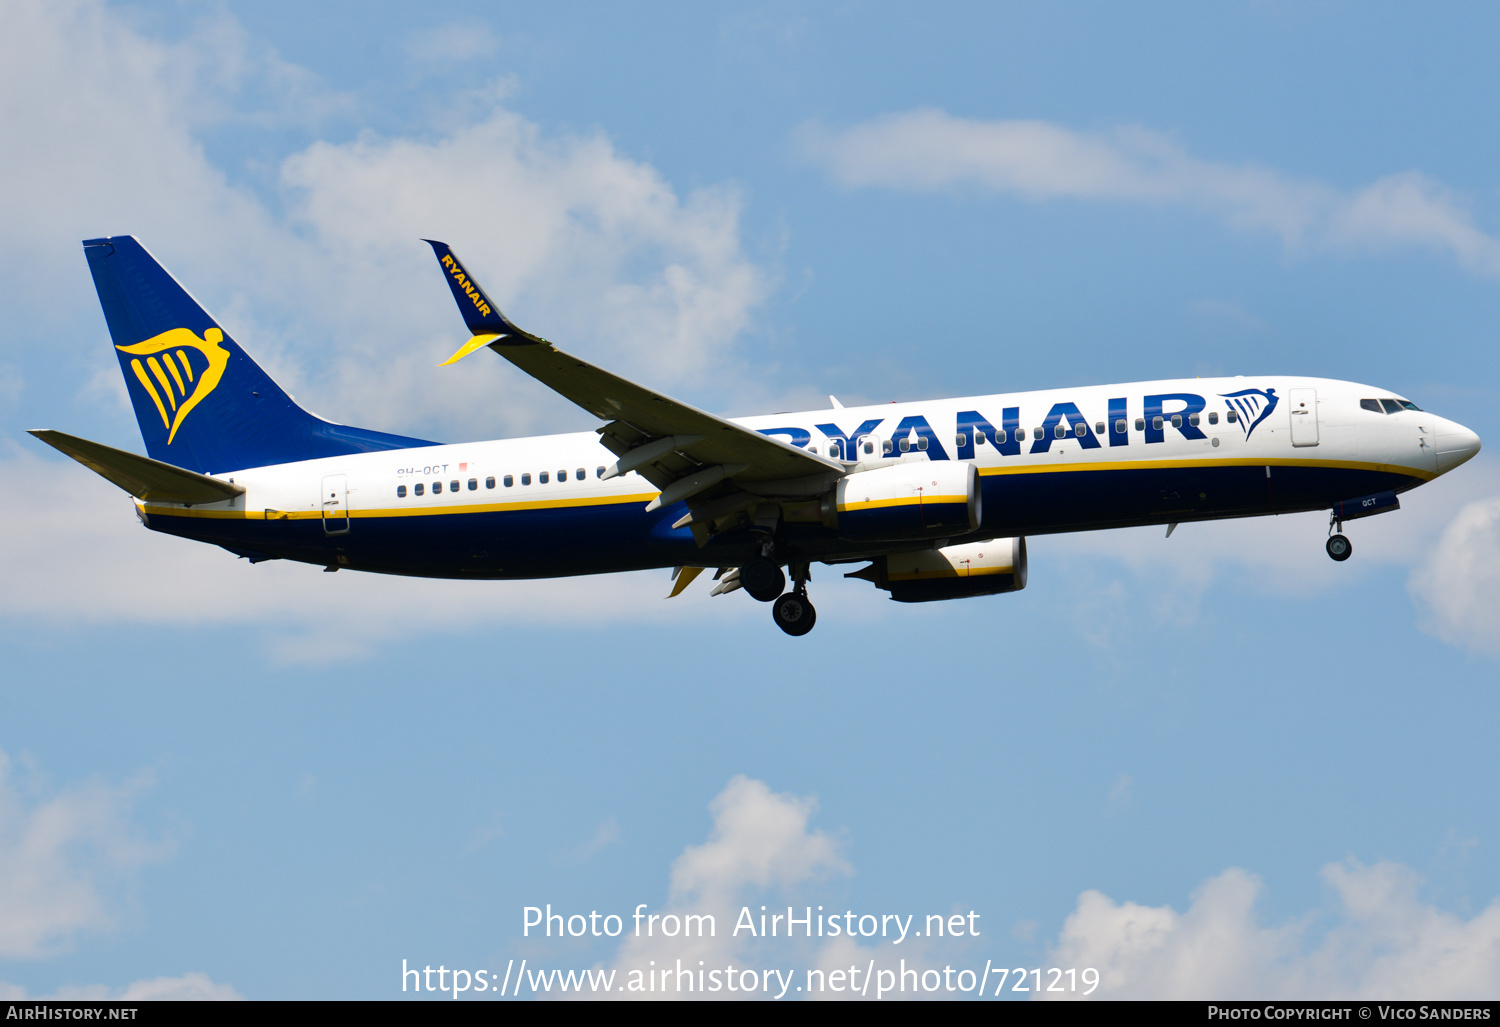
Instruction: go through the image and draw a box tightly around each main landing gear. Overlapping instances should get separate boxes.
[742,555,817,635]
[772,591,816,636]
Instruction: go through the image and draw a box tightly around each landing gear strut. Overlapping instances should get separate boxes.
[1327,513,1352,562]
[772,562,816,636]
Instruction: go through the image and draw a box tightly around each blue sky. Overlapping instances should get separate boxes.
[2,0,1499,1001]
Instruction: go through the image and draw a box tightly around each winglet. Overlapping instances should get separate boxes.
[440,333,502,366]
[423,240,546,359]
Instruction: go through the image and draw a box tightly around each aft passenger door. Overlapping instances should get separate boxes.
[321,473,349,535]
[1289,389,1319,447]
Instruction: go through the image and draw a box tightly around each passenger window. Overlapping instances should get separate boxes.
[882,440,893,454]
[1153,416,1164,430]
[577,468,586,480]
[414,482,424,496]
[996,429,1007,443]
[503,475,513,487]
[1360,399,1382,413]
[1094,421,1105,435]
[468,478,478,490]
[597,466,606,477]
[1188,413,1200,426]
[1135,418,1145,431]
[521,473,531,486]
[432,481,442,494]
[485,476,495,489]
[899,437,910,452]
[1115,419,1128,433]
[1033,427,1044,440]
[1208,412,1218,425]
[864,440,875,455]
[917,437,929,451]
[1227,410,1239,423]
[450,480,459,492]
[1054,424,1066,439]
[956,433,968,448]
[558,469,567,482]
[1075,423,1087,437]
[397,485,407,498]
[1171,414,1182,428]
[1380,399,1403,414]
[539,471,549,484]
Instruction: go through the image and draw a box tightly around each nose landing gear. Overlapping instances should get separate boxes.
[1326,533,1352,561]
[772,561,816,636]
[1327,511,1352,562]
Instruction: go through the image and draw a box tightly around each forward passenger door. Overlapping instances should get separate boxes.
[1289,389,1319,447]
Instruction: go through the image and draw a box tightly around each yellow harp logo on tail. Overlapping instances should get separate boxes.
[116,327,231,444]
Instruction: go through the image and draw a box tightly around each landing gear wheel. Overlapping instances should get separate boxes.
[1326,534,1352,562]
[740,558,786,602]
[773,592,817,636]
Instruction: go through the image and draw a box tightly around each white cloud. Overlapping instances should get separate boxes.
[0,750,169,959]
[0,445,769,661]
[277,101,768,436]
[1409,494,1500,656]
[800,109,1500,278]
[569,818,621,863]
[1044,860,1500,1000]
[585,776,985,1002]
[1045,456,1500,635]
[602,775,850,997]
[0,0,769,445]
[406,21,500,65]
[0,973,242,1001]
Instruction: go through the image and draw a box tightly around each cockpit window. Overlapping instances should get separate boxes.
[1380,399,1404,414]
[1360,399,1383,413]
[1398,400,1422,412]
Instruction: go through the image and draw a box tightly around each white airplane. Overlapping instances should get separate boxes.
[31,236,1482,636]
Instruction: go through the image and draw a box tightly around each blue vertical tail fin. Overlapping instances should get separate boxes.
[83,236,436,473]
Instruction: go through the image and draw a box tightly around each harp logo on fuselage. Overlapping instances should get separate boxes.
[116,327,231,444]
[1219,388,1279,441]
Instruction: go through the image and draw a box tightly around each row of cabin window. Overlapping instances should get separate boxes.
[396,466,610,499]
[826,410,1237,457]
[396,405,1254,496]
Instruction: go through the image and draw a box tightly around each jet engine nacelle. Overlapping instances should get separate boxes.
[829,461,980,540]
[849,538,1027,603]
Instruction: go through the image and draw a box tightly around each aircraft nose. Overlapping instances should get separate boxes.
[1434,417,1482,474]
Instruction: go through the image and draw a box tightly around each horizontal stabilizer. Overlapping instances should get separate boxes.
[28,429,245,505]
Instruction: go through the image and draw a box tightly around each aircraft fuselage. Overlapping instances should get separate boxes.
[135,375,1478,579]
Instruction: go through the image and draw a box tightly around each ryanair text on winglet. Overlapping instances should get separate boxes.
[440,253,492,319]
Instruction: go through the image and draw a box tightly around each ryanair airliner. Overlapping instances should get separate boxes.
[32,236,1482,635]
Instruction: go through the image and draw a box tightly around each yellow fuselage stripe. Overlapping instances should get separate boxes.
[140,455,1427,520]
[976,455,1433,481]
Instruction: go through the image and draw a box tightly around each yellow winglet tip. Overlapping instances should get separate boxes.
[440,333,502,366]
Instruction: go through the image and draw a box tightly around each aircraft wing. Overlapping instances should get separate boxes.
[424,241,843,521]
[29,429,245,505]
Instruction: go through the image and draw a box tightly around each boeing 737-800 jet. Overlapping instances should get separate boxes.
[31,236,1482,635]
